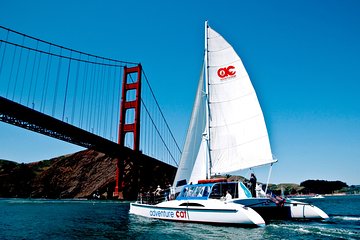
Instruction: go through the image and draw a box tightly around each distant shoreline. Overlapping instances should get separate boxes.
[287,193,360,198]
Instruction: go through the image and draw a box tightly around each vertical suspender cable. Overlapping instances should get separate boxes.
[27,41,39,106]
[12,35,25,101]
[79,55,90,128]
[40,44,52,112]
[87,60,96,132]
[71,53,81,124]
[53,47,63,117]
[6,45,17,98]
[0,30,10,80]
[62,51,72,121]
[97,59,106,136]
[32,49,42,109]
[103,63,111,138]
[110,66,117,141]
[19,47,30,103]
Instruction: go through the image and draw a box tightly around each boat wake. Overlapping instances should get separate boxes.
[270,222,358,239]
[332,215,360,221]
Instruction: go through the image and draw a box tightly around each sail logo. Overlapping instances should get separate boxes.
[217,66,236,80]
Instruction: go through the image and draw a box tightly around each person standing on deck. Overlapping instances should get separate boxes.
[250,173,257,197]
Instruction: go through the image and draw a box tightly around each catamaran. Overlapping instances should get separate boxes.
[129,21,328,225]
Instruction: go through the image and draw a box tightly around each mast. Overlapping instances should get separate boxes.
[204,21,212,179]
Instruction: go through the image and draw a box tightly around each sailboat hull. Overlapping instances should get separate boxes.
[289,200,329,219]
[129,199,265,227]
[233,198,329,221]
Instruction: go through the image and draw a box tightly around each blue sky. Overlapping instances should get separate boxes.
[0,0,359,185]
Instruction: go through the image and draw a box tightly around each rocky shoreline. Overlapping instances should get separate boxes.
[0,149,176,200]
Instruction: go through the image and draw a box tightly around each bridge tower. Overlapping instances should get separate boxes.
[114,64,142,199]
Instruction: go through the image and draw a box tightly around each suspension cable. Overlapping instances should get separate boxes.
[0,25,138,66]
[141,70,182,154]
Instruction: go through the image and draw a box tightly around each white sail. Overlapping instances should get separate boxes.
[207,26,276,175]
[174,23,276,187]
[173,66,207,187]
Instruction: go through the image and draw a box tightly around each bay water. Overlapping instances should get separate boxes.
[0,195,359,239]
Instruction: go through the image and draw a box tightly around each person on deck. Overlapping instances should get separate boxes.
[164,184,171,200]
[250,173,257,197]
[225,190,232,201]
[153,185,162,196]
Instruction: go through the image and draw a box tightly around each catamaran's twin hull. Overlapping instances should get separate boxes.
[288,200,329,219]
[129,200,265,227]
[233,198,329,221]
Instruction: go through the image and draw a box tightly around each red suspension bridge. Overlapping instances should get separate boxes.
[0,26,181,199]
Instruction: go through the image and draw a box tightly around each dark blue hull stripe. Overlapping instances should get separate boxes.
[131,203,238,213]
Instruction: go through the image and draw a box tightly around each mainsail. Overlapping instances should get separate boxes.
[173,22,276,187]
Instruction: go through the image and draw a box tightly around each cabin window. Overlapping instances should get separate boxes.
[177,185,211,198]
[209,182,238,199]
[209,184,222,199]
